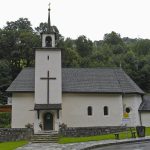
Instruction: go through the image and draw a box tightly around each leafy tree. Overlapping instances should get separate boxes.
[75,35,93,57]
[104,31,123,45]
[134,39,150,55]
[62,48,81,67]
[0,112,11,128]
[111,44,127,54]
[133,55,150,92]
[0,60,11,104]
[0,18,41,78]
[90,43,114,67]
[35,22,48,33]
[4,18,33,31]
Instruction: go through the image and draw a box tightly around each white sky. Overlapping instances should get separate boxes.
[0,0,150,41]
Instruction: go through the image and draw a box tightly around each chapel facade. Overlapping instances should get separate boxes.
[7,6,149,133]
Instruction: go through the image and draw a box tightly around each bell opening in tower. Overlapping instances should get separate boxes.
[45,36,52,47]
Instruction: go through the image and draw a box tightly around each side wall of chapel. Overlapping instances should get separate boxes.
[11,93,34,128]
[62,93,123,127]
[122,94,142,126]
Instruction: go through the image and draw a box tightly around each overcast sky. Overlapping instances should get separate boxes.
[0,0,150,41]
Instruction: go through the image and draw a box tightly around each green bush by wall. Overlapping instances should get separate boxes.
[0,112,11,128]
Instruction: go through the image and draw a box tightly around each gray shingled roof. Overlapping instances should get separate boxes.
[7,68,35,92]
[139,95,150,111]
[7,67,144,94]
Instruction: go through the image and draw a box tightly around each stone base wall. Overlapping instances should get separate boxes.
[59,126,129,137]
[0,128,33,142]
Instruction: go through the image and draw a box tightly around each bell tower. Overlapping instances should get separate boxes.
[41,3,56,48]
[34,3,62,132]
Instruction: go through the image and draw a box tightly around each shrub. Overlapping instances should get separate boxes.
[0,112,11,128]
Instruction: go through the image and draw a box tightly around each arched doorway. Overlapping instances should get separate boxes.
[44,112,53,130]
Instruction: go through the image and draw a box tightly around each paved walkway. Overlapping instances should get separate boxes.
[16,136,150,150]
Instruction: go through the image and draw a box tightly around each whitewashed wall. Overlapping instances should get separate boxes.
[11,93,34,128]
[122,94,142,126]
[35,49,62,104]
[141,112,150,127]
[62,93,123,127]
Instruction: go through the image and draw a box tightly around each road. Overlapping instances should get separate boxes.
[93,142,150,150]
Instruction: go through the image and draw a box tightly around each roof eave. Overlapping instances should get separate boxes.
[139,110,150,112]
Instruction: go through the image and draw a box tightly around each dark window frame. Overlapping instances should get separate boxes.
[87,106,92,116]
[104,106,109,116]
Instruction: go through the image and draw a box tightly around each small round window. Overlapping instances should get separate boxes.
[126,107,131,113]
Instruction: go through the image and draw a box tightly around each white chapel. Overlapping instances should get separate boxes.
[7,5,150,133]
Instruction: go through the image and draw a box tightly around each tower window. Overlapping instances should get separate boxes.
[104,106,108,116]
[87,106,92,116]
[45,36,52,47]
[47,55,49,60]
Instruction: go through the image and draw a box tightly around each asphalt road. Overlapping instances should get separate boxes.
[93,141,150,150]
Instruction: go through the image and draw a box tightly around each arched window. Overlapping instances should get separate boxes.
[104,106,108,116]
[87,106,92,116]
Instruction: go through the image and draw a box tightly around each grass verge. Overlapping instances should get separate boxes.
[59,127,150,144]
[0,141,28,150]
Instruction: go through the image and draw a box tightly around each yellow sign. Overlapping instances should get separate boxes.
[123,112,129,118]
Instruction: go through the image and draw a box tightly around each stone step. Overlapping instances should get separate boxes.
[31,131,59,143]
[36,131,58,135]
[31,138,58,143]
[31,141,58,143]
[31,138,58,140]
[31,140,58,143]
[33,135,58,137]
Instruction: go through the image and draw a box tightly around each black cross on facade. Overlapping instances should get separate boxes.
[40,71,56,104]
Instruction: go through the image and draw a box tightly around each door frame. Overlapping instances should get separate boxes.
[43,112,53,130]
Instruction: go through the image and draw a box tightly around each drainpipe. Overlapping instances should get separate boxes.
[139,94,144,126]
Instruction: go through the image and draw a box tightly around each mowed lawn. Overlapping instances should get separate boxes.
[0,141,28,150]
[59,127,150,144]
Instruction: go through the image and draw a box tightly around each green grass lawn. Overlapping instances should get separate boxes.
[59,132,130,144]
[59,127,150,144]
[0,141,28,150]
[146,127,150,136]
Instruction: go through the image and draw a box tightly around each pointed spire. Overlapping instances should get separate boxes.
[47,3,53,33]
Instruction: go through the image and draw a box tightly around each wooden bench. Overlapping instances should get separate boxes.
[114,133,120,140]
[114,127,136,140]
[130,127,136,138]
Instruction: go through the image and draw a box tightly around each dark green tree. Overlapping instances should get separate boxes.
[62,48,81,67]
[0,18,41,78]
[104,31,123,45]
[4,18,33,31]
[0,60,11,104]
[75,35,93,57]
[134,39,150,56]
